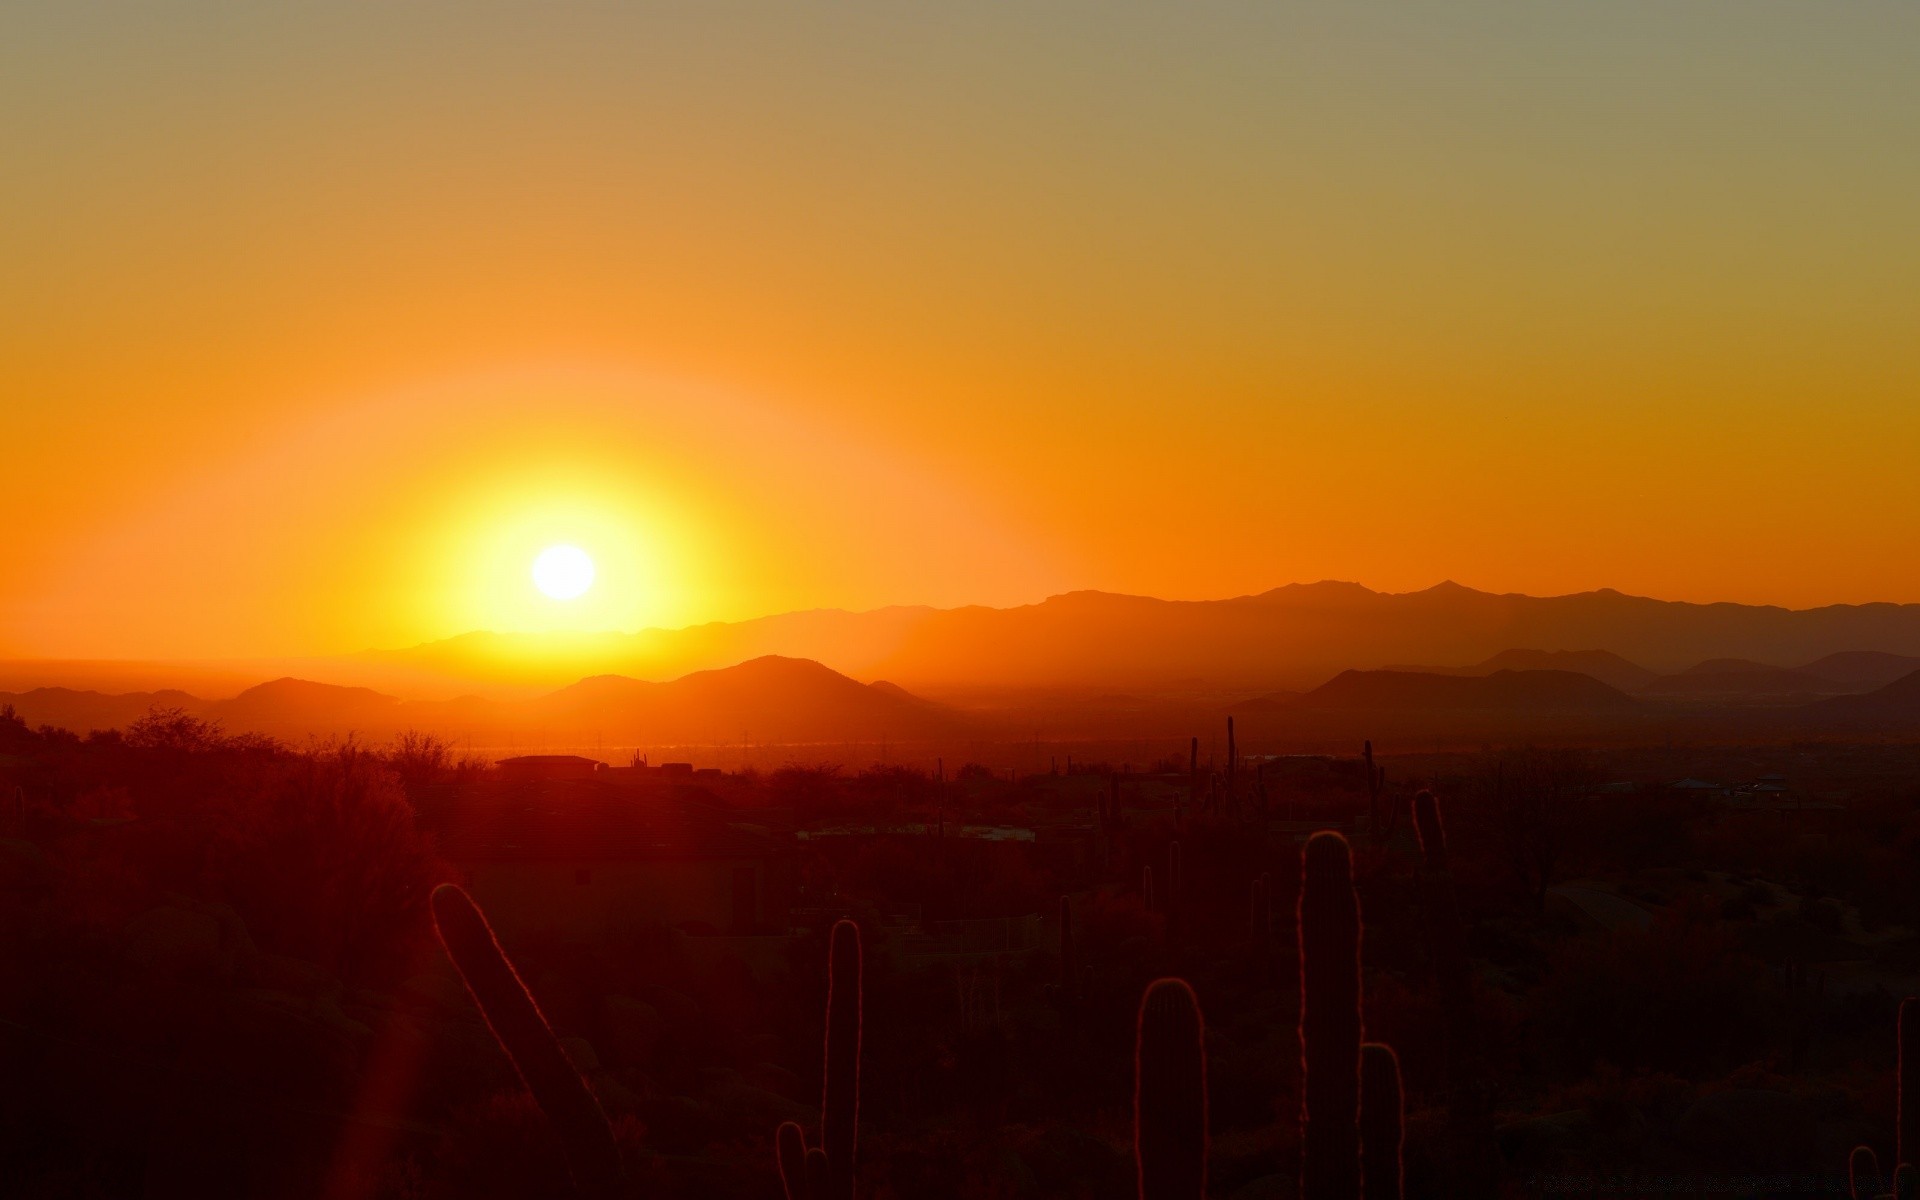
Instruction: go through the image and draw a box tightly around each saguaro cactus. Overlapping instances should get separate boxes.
[1053,895,1082,1007]
[1135,978,1208,1200]
[1060,895,1076,988]
[1413,791,1469,1036]
[1299,831,1362,1200]
[430,884,625,1200]
[1226,717,1237,799]
[1904,998,1920,1172]
[778,919,864,1200]
[1362,741,1387,842]
[1412,790,1446,871]
[1361,1043,1405,1200]
[1413,790,1498,1200]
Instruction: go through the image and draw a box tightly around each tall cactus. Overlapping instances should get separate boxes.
[1362,741,1387,842]
[1413,789,1492,1191]
[778,919,864,1200]
[1299,831,1362,1200]
[1361,1043,1405,1200]
[430,884,625,1200]
[1135,978,1208,1200]
[1226,716,1236,801]
[1413,791,1470,1053]
[1413,790,1447,872]
[1052,895,1082,1008]
[1060,895,1076,990]
[1904,998,1920,1172]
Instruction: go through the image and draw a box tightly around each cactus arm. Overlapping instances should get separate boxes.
[821,919,863,1200]
[804,1146,831,1199]
[1902,999,1919,1170]
[429,884,625,1199]
[1360,1043,1405,1200]
[777,1121,808,1200]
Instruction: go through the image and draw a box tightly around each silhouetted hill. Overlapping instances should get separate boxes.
[1643,659,1848,702]
[528,656,955,742]
[1809,669,1920,718]
[1385,649,1657,693]
[1273,669,1641,714]
[0,687,206,733]
[213,678,403,733]
[361,582,1920,695]
[2,658,958,746]
[1796,651,1920,690]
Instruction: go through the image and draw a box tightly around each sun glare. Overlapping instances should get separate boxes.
[531,544,595,600]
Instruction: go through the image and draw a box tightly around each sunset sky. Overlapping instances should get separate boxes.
[5,2,1918,661]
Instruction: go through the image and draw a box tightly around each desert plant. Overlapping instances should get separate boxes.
[1414,789,1499,1191]
[430,884,625,1200]
[1299,831,1411,1199]
[1049,895,1084,1010]
[1360,1043,1404,1200]
[1226,717,1237,800]
[778,919,864,1200]
[1851,998,1920,1199]
[1413,791,1470,1054]
[1300,830,1363,1200]
[1135,978,1207,1200]
[1362,741,1386,843]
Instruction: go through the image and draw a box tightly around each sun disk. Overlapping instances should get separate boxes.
[532,544,595,600]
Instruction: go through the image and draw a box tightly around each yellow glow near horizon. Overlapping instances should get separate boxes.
[531,544,595,600]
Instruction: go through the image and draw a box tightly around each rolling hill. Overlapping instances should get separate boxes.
[1808,669,1920,720]
[522,656,955,742]
[1384,649,1658,693]
[1796,651,1920,690]
[0,687,206,733]
[2,657,960,747]
[1640,659,1845,702]
[1279,669,1642,714]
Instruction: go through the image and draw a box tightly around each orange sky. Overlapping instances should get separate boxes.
[4,3,1919,660]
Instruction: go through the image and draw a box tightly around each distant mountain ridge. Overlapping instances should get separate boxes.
[0,656,957,746]
[1383,649,1659,693]
[346,581,1920,696]
[1274,669,1642,714]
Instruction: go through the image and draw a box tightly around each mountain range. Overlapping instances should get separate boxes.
[6,582,1920,750]
[0,657,953,748]
[337,581,1920,698]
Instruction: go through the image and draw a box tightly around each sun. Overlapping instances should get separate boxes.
[531,544,596,600]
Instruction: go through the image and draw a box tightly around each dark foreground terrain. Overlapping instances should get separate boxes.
[5,704,1920,1198]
